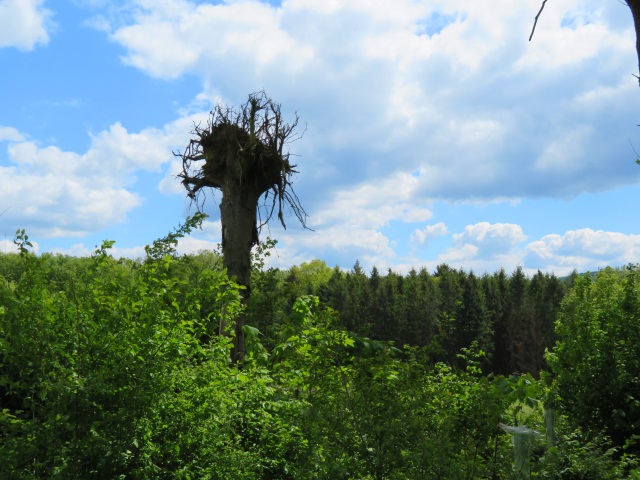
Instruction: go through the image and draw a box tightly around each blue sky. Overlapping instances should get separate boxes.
[1,0,640,276]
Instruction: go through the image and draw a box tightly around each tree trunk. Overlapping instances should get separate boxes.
[219,182,259,363]
[627,0,640,84]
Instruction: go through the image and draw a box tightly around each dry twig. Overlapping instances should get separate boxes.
[529,0,549,41]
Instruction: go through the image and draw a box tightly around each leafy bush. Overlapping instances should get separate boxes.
[0,236,309,478]
[272,297,515,479]
[535,423,637,479]
[3,223,637,478]
[547,266,640,454]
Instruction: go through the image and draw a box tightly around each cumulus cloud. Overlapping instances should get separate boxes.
[0,144,141,237]
[158,158,185,194]
[524,228,640,274]
[0,117,200,237]
[250,222,396,273]
[409,224,640,276]
[411,222,448,246]
[453,222,527,252]
[46,221,640,280]
[96,0,640,209]
[256,170,435,269]
[0,0,52,50]
[0,237,39,255]
[0,127,25,142]
[312,171,433,229]
[108,0,312,80]
[420,222,527,272]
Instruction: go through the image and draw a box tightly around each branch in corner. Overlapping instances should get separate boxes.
[529,0,549,42]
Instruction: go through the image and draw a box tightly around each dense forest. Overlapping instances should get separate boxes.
[248,253,568,377]
[1,225,639,478]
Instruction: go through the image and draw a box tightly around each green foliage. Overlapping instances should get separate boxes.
[287,259,333,296]
[12,228,33,256]
[0,231,306,478]
[245,237,289,347]
[1,226,637,478]
[283,261,567,376]
[250,236,277,272]
[535,424,638,479]
[271,297,517,479]
[547,266,640,453]
[144,212,208,260]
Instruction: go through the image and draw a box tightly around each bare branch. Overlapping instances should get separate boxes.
[0,205,11,218]
[529,0,549,42]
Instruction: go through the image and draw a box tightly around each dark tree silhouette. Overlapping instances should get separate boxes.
[627,0,640,84]
[178,91,308,361]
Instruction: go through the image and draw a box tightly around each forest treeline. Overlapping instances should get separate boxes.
[1,233,639,478]
[248,254,570,377]
[0,245,567,377]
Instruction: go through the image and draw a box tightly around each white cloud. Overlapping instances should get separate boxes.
[52,242,147,259]
[0,117,199,237]
[0,126,24,142]
[439,242,479,263]
[300,226,393,256]
[516,0,630,70]
[533,125,592,174]
[524,228,640,274]
[411,222,448,246]
[274,225,397,272]
[453,222,527,252]
[0,0,52,50]
[51,243,93,257]
[196,219,222,241]
[312,171,432,229]
[109,0,313,80]
[158,157,186,195]
[411,222,528,273]
[98,0,640,206]
[175,235,220,255]
[0,237,39,254]
[410,225,640,276]
[86,123,173,176]
[256,169,435,270]
[68,221,640,279]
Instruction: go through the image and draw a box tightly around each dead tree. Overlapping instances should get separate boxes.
[178,91,308,361]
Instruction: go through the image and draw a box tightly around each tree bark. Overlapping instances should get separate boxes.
[219,182,259,362]
[627,0,640,84]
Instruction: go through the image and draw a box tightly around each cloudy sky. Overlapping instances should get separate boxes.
[1,0,640,275]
